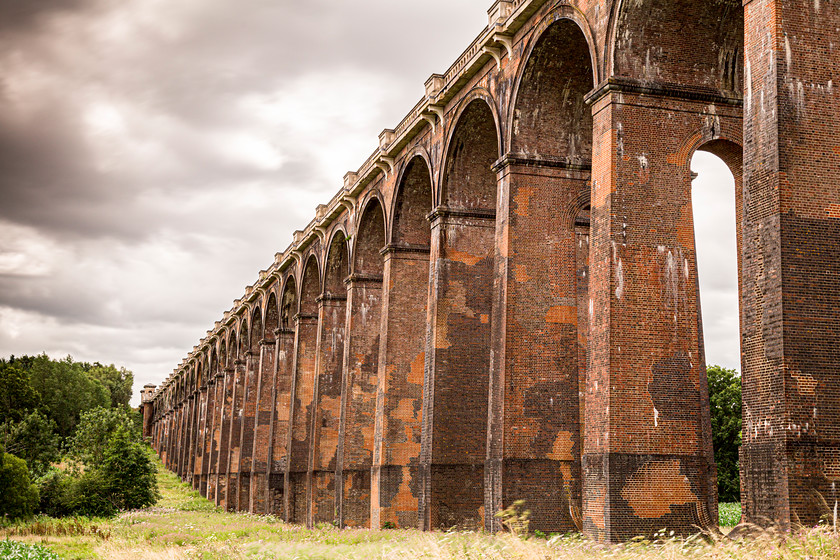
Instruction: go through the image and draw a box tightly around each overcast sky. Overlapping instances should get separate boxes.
[0,0,740,405]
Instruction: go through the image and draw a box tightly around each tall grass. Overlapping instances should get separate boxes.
[1,455,838,560]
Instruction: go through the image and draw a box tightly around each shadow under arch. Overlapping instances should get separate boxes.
[286,255,321,525]
[421,91,500,532]
[371,153,434,529]
[607,0,743,94]
[338,195,386,528]
[308,228,350,526]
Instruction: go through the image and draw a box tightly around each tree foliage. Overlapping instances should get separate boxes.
[101,427,158,511]
[707,364,742,502]
[69,406,137,466]
[2,411,61,478]
[0,448,40,520]
[83,363,134,409]
[0,353,156,518]
[26,355,110,440]
[0,362,39,425]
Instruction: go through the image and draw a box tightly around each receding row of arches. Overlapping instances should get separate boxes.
[151,0,748,537]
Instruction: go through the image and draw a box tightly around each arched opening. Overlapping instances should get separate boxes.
[288,256,321,524]
[310,233,349,524]
[340,198,386,528]
[690,149,741,372]
[425,97,498,531]
[281,277,297,330]
[239,307,265,511]
[393,157,433,247]
[613,0,743,94]
[200,351,217,498]
[441,100,497,210]
[489,17,595,533]
[374,156,433,529]
[512,19,593,161]
[228,319,252,511]
[271,279,297,517]
[690,140,743,508]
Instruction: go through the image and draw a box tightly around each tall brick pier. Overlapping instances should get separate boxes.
[142,0,840,542]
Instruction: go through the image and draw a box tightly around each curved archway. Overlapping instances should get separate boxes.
[487,16,596,533]
[271,277,298,518]
[373,155,433,528]
[510,18,594,163]
[287,256,321,524]
[423,95,499,531]
[310,231,350,524]
[227,317,253,511]
[339,197,386,527]
[393,156,433,247]
[689,139,743,510]
[611,0,743,94]
[237,306,265,512]
[441,98,499,210]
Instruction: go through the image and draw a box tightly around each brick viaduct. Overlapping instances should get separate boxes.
[142,0,840,543]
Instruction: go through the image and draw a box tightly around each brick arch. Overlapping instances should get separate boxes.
[299,255,321,316]
[391,155,433,247]
[608,0,743,93]
[353,196,386,276]
[508,16,594,164]
[238,317,249,357]
[228,329,239,363]
[440,92,501,210]
[264,291,279,342]
[324,229,350,295]
[219,335,229,368]
[250,306,263,353]
[280,275,297,329]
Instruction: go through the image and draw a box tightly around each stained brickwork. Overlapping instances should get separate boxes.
[144,0,840,543]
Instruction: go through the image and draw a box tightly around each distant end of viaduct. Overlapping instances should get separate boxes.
[142,0,840,543]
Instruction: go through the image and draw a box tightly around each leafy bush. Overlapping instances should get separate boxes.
[0,540,60,560]
[0,450,39,521]
[35,430,159,518]
[62,470,117,518]
[100,427,159,511]
[2,411,60,478]
[69,406,137,466]
[35,470,73,518]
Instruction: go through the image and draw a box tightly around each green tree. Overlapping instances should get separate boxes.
[0,361,40,425]
[69,406,137,466]
[27,355,109,440]
[707,364,742,502]
[84,363,134,408]
[100,427,158,511]
[3,411,61,478]
[0,447,40,520]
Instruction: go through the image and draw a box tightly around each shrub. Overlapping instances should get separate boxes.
[2,411,61,478]
[69,406,137,466]
[100,427,158,511]
[0,540,60,560]
[36,469,73,518]
[0,450,39,521]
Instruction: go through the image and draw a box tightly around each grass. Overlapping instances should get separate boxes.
[719,502,741,527]
[1,458,838,559]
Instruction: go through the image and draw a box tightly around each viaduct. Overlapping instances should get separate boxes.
[142,0,840,543]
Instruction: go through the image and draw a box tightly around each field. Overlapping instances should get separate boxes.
[2,458,838,560]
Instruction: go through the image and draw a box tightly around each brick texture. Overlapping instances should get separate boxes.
[145,0,840,543]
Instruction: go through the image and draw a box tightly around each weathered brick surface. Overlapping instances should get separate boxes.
[338,201,386,528]
[146,0,840,543]
[250,338,275,513]
[740,0,840,529]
